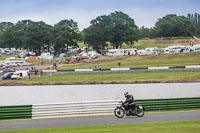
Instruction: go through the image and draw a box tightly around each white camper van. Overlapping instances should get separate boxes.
[37,52,53,60]
[124,49,137,55]
[11,71,30,79]
[106,49,125,56]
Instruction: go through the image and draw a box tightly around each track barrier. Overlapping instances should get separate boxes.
[1,65,200,74]
[1,97,199,120]
[0,105,32,120]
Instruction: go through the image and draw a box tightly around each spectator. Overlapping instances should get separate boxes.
[34,69,38,75]
[117,62,121,68]
[52,62,57,69]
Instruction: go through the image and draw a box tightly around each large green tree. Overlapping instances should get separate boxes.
[83,15,110,52]
[154,14,195,37]
[83,11,138,52]
[52,19,80,54]
[138,26,150,39]
[12,20,33,49]
[0,20,52,52]
[0,22,14,48]
[188,13,200,36]
[0,26,15,48]
[108,11,138,48]
[24,21,51,55]
[0,22,14,33]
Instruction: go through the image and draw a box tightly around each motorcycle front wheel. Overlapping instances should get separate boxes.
[114,107,125,118]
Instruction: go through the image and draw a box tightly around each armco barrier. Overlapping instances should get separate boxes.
[169,66,186,69]
[32,100,119,119]
[1,97,200,120]
[102,69,111,71]
[93,69,110,71]
[1,65,200,75]
[186,65,200,69]
[42,70,57,73]
[130,67,148,70]
[57,70,75,72]
[136,97,200,111]
[0,105,32,120]
[75,69,93,72]
[111,68,130,71]
[148,67,169,70]
[32,97,200,119]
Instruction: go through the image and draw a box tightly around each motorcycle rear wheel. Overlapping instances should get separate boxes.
[114,107,125,118]
[136,108,144,117]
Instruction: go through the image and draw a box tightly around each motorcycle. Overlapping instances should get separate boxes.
[114,101,145,118]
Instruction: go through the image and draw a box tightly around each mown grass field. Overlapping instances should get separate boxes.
[0,55,18,60]
[133,39,191,49]
[1,71,200,85]
[59,53,200,70]
[1,120,200,133]
[79,38,196,50]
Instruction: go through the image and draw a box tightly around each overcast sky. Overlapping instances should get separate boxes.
[0,0,199,30]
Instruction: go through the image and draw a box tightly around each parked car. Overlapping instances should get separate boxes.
[2,72,14,80]
[18,53,26,58]
[59,53,69,57]
[1,65,10,69]
[2,52,10,55]
[22,62,33,66]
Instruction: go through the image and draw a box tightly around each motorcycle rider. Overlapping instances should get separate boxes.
[124,92,136,113]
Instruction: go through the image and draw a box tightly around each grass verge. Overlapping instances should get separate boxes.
[58,53,200,70]
[1,120,200,133]
[1,71,200,85]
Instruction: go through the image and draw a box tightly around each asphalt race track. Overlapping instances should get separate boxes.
[0,111,200,131]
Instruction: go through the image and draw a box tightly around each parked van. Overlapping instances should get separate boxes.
[37,52,53,60]
[106,49,125,56]
[11,71,30,79]
[124,49,137,56]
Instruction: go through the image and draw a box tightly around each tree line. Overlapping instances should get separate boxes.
[0,11,199,55]
[138,13,199,39]
[188,13,200,36]
[0,20,79,55]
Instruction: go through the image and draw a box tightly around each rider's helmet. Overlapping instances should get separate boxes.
[124,92,129,98]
